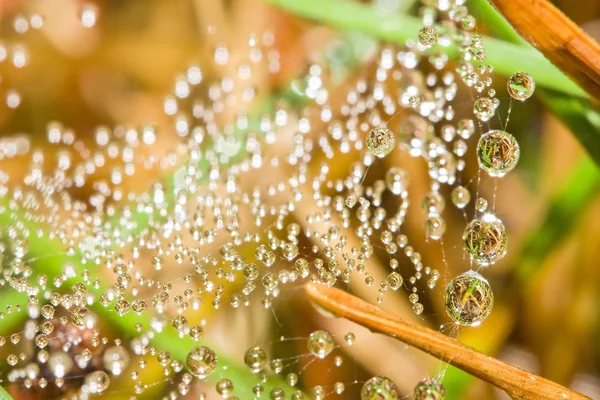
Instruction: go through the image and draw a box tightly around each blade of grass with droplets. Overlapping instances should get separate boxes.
[263,0,587,98]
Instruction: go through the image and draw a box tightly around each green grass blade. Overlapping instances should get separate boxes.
[264,0,587,98]
[0,385,13,400]
[538,91,600,167]
[515,109,600,283]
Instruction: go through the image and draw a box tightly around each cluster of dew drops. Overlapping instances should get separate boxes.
[0,0,536,399]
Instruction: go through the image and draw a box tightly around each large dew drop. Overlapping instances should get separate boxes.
[307,330,335,359]
[445,270,493,326]
[507,72,535,101]
[477,130,520,177]
[361,376,400,400]
[418,26,439,47]
[413,378,446,399]
[186,346,218,379]
[85,371,110,394]
[463,214,507,266]
[367,127,396,157]
[244,346,268,373]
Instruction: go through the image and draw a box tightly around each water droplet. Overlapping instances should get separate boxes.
[422,191,445,215]
[244,346,267,373]
[216,378,234,396]
[361,376,400,400]
[34,334,48,349]
[386,272,404,290]
[425,216,446,240]
[367,127,395,157]
[451,186,471,209]
[103,346,130,375]
[385,167,409,195]
[463,214,507,265]
[418,26,439,47]
[473,97,496,122]
[85,371,110,393]
[445,270,493,326]
[507,72,535,101]
[475,198,488,213]
[307,330,334,359]
[398,115,433,157]
[186,346,217,379]
[413,378,446,399]
[344,332,355,345]
[477,130,520,177]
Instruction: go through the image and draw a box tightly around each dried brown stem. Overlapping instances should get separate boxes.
[487,0,600,101]
[304,282,590,400]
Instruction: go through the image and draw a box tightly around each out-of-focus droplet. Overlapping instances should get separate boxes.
[85,371,110,393]
[80,4,98,28]
[418,26,439,47]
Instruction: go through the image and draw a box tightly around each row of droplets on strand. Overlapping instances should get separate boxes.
[360,8,536,400]
[0,0,536,399]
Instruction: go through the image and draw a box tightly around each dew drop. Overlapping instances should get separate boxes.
[418,26,439,47]
[85,371,110,394]
[463,214,507,266]
[307,330,334,359]
[477,130,520,177]
[507,72,535,101]
[186,346,217,379]
[367,127,395,157]
[413,378,446,399]
[361,376,400,400]
[445,270,493,326]
[244,346,268,373]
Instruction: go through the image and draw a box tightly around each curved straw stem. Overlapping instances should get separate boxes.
[487,0,600,101]
[304,282,590,400]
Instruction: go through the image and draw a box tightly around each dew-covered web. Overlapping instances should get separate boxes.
[0,0,535,399]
